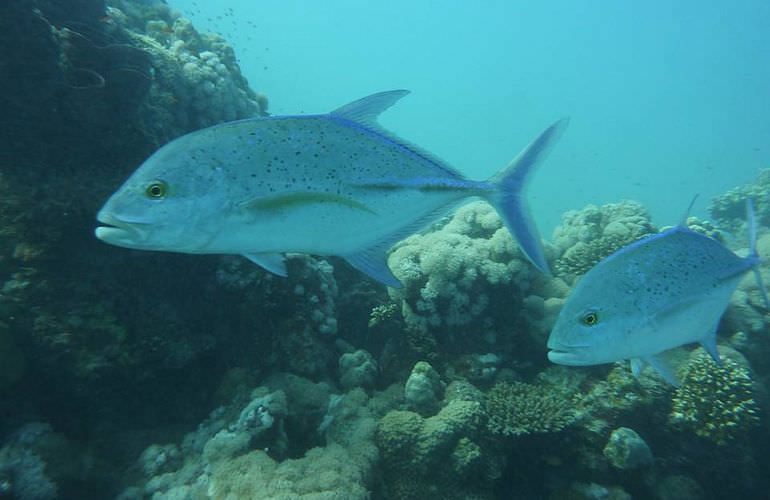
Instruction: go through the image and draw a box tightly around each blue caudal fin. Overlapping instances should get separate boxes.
[484,119,569,273]
[746,199,770,308]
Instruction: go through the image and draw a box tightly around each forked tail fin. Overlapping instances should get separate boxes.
[484,119,569,273]
[747,198,770,309]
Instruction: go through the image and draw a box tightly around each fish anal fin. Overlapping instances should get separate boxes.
[243,253,288,277]
[344,248,402,288]
[700,323,723,366]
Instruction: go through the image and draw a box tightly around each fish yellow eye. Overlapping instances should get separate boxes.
[581,312,599,326]
[145,181,167,199]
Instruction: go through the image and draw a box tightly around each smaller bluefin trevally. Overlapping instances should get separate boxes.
[547,199,769,385]
[95,90,567,287]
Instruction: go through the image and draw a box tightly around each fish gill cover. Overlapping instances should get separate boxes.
[0,1,769,500]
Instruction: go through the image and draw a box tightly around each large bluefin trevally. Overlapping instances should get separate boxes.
[547,199,768,385]
[95,90,567,287]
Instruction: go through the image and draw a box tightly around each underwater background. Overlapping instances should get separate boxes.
[0,0,769,499]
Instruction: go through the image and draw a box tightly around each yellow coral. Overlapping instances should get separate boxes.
[669,349,759,445]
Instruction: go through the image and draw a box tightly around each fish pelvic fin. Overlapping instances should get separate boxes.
[746,198,770,308]
[484,119,569,273]
[642,354,681,387]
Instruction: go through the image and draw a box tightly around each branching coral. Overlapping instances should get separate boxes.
[485,381,576,436]
[552,201,656,278]
[669,348,759,445]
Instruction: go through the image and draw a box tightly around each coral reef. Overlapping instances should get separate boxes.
[0,2,769,499]
[121,375,388,499]
[339,349,378,391]
[602,427,653,470]
[485,380,576,437]
[709,169,770,233]
[404,361,445,416]
[551,200,656,280]
[669,347,760,445]
[387,202,534,354]
[376,395,497,499]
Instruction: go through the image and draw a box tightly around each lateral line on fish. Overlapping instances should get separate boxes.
[351,177,494,193]
[241,192,377,214]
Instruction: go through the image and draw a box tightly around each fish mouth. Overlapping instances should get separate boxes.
[546,342,590,365]
[95,212,150,246]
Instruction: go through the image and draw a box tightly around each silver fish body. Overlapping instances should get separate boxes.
[96,91,566,286]
[547,200,768,384]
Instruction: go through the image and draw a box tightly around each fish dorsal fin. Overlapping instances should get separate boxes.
[642,354,681,386]
[330,90,411,128]
[677,194,699,227]
[330,91,465,180]
[243,253,288,277]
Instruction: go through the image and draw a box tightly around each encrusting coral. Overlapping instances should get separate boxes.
[669,348,759,445]
[376,397,496,499]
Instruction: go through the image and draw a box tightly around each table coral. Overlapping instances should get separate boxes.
[669,348,759,445]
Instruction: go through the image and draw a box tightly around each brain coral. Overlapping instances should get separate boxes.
[485,381,576,436]
[669,348,759,446]
[552,201,656,279]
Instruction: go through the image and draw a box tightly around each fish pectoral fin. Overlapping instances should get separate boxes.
[344,248,402,288]
[243,253,288,277]
[642,354,681,386]
[654,294,720,322]
[630,358,644,377]
[240,192,376,214]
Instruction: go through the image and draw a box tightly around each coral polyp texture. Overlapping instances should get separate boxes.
[485,380,576,436]
[709,169,770,233]
[386,201,535,356]
[669,348,760,445]
[551,200,656,279]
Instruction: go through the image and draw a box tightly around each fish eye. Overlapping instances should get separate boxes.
[145,181,167,199]
[581,311,599,326]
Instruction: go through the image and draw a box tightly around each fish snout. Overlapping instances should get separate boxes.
[546,338,591,366]
[95,211,151,246]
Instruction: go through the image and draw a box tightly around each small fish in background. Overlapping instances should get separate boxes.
[547,199,769,385]
[95,90,567,287]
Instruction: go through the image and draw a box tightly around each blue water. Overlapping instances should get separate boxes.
[172,0,770,233]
